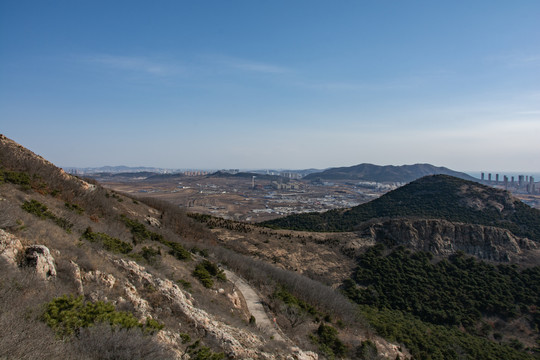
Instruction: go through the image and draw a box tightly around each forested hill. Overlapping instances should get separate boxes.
[262,175,540,240]
[303,163,476,182]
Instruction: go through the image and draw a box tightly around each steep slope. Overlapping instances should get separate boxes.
[2,134,409,359]
[303,163,476,182]
[0,135,317,358]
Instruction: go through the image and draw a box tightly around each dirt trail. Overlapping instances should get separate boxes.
[223,269,287,342]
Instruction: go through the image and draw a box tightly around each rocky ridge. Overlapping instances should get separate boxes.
[357,218,538,262]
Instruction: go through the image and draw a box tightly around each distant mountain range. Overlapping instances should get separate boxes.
[67,164,478,184]
[303,163,476,183]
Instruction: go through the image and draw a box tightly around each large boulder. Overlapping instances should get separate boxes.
[0,229,24,266]
[22,245,57,279]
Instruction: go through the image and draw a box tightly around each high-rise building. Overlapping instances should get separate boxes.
[481,172,485,181]
[495,174,499,183]
[488,173,492,181]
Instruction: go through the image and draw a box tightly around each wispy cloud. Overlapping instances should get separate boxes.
[204,55,291,74]
[80,54,183,76]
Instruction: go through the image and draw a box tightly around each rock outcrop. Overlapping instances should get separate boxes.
[145,215,161,227]
[0,229,24,266]
[114,259,267,358]
[22,245,57,279]
[70,260,85,295]
[360,219,537,261]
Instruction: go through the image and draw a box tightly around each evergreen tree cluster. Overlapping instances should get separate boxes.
[344,245,540,329]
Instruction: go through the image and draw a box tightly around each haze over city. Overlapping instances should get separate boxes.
[1,1,539,172]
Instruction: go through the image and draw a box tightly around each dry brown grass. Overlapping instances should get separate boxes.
[0,260,77,360]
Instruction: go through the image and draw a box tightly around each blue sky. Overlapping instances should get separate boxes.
[1,1,539,172]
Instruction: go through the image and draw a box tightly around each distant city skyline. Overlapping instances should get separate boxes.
[64,165,540,181]
[1,1,539,172]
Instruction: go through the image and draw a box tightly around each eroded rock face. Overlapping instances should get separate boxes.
[0,229,24,266]
[22,245,57,279]
[114,259,266,358]
[70,260,84,295]
[84,270,116,289]
[145,215,161,227]
[361,219,537,261]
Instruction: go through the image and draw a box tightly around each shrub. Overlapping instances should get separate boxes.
[180,333,191,344]
[21,199,73,232]
[176,279,192,290]
[311,323,347,358]
[193,260,226,288]
[190,346,225,360]
[129,246,162,264]
[42,295,162,338]
[193,265,213,288]
[356,340,378,359]
[22,199,51,219]
[81,227,133,254]
[164,240,191,261]
[65,202,84,214]
[121,215,154,244]
[0,169,31,186]
[186,340,225,360]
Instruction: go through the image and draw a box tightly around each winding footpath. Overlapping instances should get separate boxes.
[223,269,287,343]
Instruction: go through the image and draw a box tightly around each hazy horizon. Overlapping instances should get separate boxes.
[1,1,539,172]
[59,162,540,180]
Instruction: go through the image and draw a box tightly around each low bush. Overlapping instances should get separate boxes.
[186,340,225,360]
[21,199,73,232]
[0,168,31,186]
[42,295,163,338]
[65,202,84,214]
[310,323,347,359]
[120,215,161,244]
[82,227,133,254]
[164,240,192,261]
[176,279,192,290]
[193,260,226,288]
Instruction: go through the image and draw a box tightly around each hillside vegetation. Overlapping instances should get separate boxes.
[2,134,392,359]
[263,175,540,240]
[343,244,540,359]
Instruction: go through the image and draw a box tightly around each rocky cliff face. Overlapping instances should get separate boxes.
[359,219,538,262]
